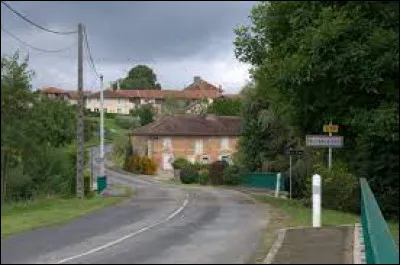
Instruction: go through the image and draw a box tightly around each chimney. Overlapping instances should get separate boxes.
[117,80,120,90]
[218,85,223,93]
[194,76,201,83]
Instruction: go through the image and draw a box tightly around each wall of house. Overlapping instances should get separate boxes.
[130,135,239,171]
[85,98,135,114]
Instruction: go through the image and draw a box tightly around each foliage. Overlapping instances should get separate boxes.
[207,98,242,116]
[112,134,131,168]
[161,96,188,115]
[115,115,140,130]
[131,106,154,126]
[180,166,199,184]
[124,155,157,175]
[198,169,209,185]
[113,65,161,90]
[1,52,78,203]
[208,161,228,185]
[223,165,244,186]
[172,157,191,170]
[234,1,399,218]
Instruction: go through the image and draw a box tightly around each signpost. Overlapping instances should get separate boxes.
[306,122,342,170]
[305,135,343,148]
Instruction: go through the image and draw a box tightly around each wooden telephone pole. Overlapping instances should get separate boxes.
[76,23,84,198]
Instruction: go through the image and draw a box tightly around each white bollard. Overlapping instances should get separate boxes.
[275,173,281,198]
[312,174,321,227]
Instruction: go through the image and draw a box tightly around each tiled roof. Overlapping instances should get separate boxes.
[39,87,91,99]
[39,87,67,94]
[184,79,221,92]
[87,89,221,100]
[132,115,242,136]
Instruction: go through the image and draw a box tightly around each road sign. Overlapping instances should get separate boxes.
[323,124,339,133]
[306,135,343,148]
[289,149,304,155]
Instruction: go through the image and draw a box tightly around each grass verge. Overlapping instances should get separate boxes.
[1,193,129,238]
[252,194,399,246]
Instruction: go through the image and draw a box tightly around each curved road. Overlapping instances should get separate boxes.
[1,146,269,264]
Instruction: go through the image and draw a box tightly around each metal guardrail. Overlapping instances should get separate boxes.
[360,178,399,264]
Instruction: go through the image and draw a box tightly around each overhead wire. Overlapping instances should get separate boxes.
[1,1,77,35]
[1,25,76,53]
[83,26,101,78]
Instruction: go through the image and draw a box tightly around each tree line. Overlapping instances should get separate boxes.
[233,1,399,219]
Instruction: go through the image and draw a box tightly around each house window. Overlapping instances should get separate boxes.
[194,139,203,155]
[94,108,99,112]
[117,108,122,113]
[220,137,229,150]
[202,155,210,164]
[163,138,172,150]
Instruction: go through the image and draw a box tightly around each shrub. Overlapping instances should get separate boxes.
[198,169,209,185]
[209,161,228,185]
[115,115,140,130]
[296,160,359,212]
[223,165,243,185]
[83,171,92,198]
[141,157,157,175]
[172,157,191,169]
[124,155,157,175]
[180,166,199,184]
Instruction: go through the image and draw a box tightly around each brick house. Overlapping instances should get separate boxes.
[129,115,242,171]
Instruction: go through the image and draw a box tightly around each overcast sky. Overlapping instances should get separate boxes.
[1,1,255,93]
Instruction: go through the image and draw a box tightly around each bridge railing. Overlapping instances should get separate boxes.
[360,178,399,264]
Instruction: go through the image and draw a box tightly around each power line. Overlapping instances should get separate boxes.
[83,27,100,78]
[1,1,77,35]
[1,25,76,53]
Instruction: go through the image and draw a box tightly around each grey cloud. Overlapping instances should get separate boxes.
[1,1,254,92]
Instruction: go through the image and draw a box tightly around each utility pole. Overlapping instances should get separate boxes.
[100,75,105,178]
[76,23,84,198]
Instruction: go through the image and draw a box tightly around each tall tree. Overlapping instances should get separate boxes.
[234,1,399,218]
[113,65,161,90]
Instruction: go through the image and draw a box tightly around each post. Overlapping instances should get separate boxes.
[76,23,84,198]
[312,174,321,227]
[90,148,94,190]
[100,75,105,178]
[328,120,332,171]
[289,149,292,200]
[275,173,281,197]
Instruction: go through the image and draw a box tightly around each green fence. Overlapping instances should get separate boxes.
[360,178,399,264]
[242,172,286,191]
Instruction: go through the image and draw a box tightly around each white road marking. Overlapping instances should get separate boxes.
[53,194,189,264]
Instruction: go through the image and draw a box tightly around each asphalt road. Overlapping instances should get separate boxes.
[1,146,269,264]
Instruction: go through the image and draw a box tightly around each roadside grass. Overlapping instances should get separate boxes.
[86,117,129,141]
[252,194,399,246]
[1,193,130,238]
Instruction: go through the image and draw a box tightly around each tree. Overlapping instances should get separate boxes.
[161,96,187,115]
[234,2,399,218]
[207,98,242,116]
[113,65,161,90]
[131,105,154,126]
[1,52,79,203]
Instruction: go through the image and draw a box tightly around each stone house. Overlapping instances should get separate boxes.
[129,115,242,171]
